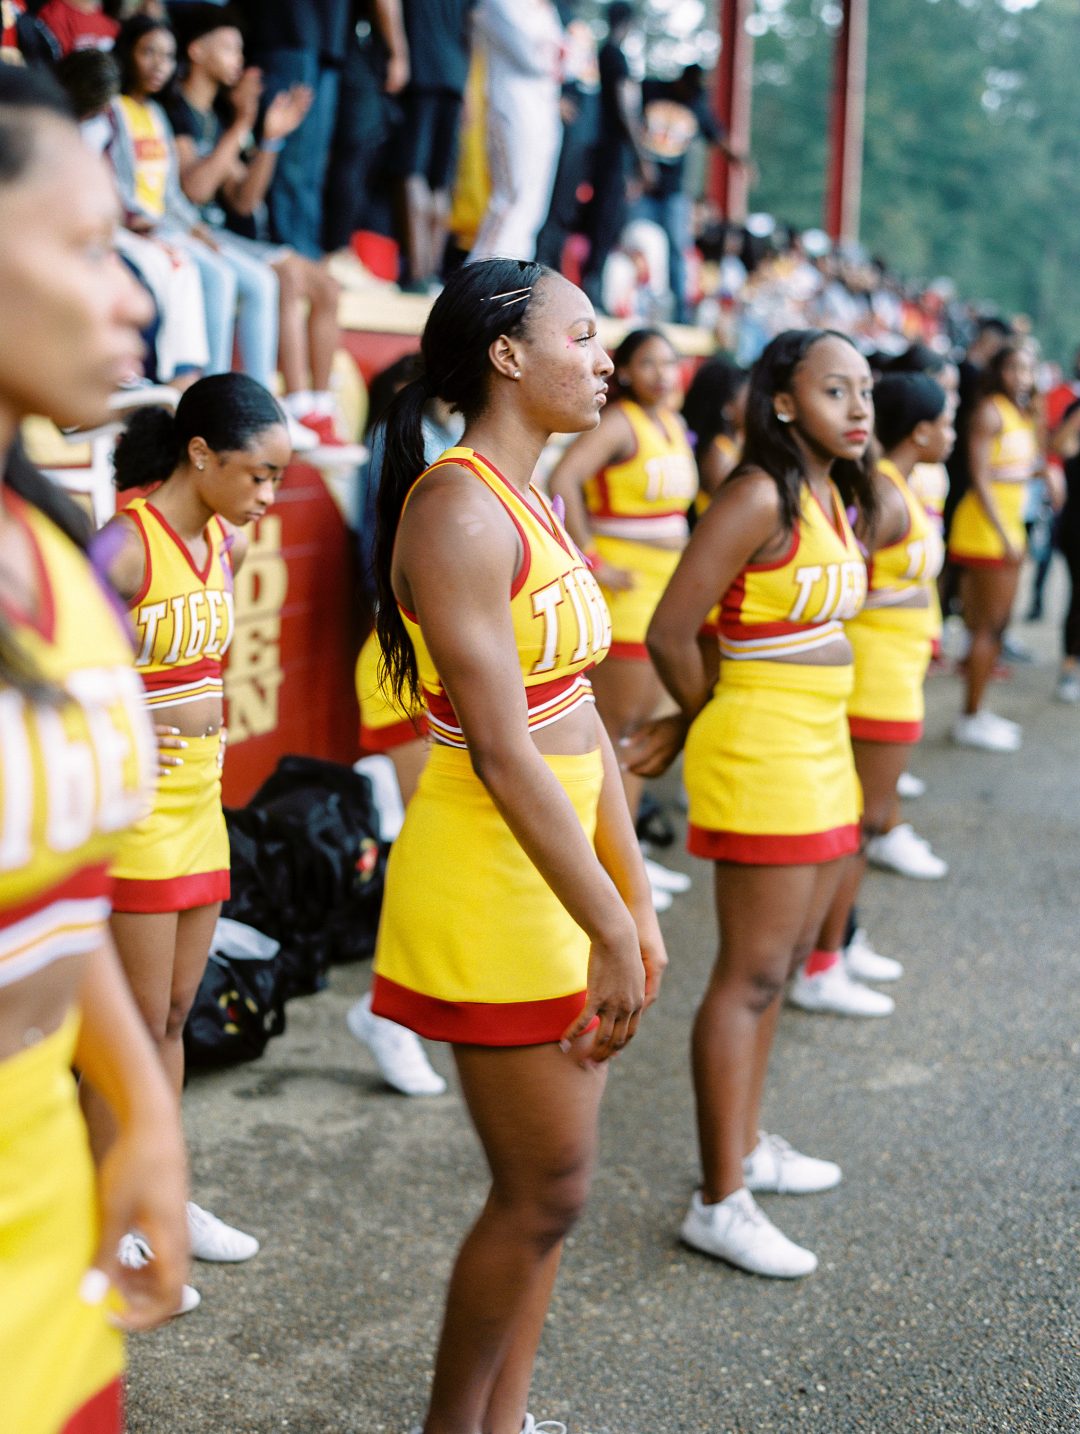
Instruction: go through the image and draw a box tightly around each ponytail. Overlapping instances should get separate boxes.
[373,378,430,706]
[113,405,180,490]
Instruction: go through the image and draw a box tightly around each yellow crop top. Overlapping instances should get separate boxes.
[987,394,1038,484]
[862,459,944,613]
[718,479,867,662]
[123,496,235,709]
[0,490,155,989]
[584,400,698,540]
[398,447,612,749]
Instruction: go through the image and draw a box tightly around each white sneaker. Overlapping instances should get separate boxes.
[648,878,674,912]
[523,1418,568,1434]
[845,928,903,983]
[187,1202,260,1262]
[680,1187,817,1277]
[743,1131,841,1194]
[952,711,1021,752]
[865,823,948,880]
[1056,672,1080,703]
[347,993,447,1096]
[896,771,926,799]
[284,411,319,453]
[119,1233,201,1315]
[788,961,895,1017]
[642,855,692,894]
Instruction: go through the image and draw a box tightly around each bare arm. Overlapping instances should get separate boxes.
[173,124,249,207]
[697,436,739,500]
[100,512,146,603]
[373,0,410,93]
[398,471,644,1060]
[1051,404,1080,461]
[221,84,314,218]
[966,398,1016,557]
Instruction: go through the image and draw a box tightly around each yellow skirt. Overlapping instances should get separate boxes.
[593,535,682,658]
[355,628,427,753]
[846,607,932,744]
[372,743,603,1045]
[111,732,229,912]
[948,481,1027,566]
[685,660,860,864]
[0,1011,124,1434]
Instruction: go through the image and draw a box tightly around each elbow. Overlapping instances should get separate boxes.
[467,736,533,793]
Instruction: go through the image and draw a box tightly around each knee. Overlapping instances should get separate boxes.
[713,963,786,1014]
[275,255,303,299]
[314,266,341,310]
[164,988,199,1041]
[498,1163,593,1250]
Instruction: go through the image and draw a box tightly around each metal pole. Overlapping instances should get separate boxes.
[824,0,869,245]
[711,0,754,221]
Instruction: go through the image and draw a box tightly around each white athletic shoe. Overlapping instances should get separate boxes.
[865,823,948,880]
[523,1417,569,1434]
[648,878,674,912]
[187,1202,260,1262]
[952,710,1021,752]
[347,992,447,1096]
[680,1187,817,1278]
[118,1233,201,1316]
[845,928,904,983]
[896,770,926,800]
[642,855,692,894]
[788,961,895,1017]
[1056,672,1080,703]
[743,1131,841,1194]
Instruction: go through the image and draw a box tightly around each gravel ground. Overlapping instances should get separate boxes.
[127,587,1080,1434]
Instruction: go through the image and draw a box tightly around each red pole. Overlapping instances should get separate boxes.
[824,0,869,245]
[711,0,754,221]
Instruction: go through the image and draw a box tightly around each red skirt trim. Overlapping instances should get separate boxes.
[371,973,592,1046]
[111,868,230,913]
[61,1377,122,1434]
[607,640,650,661]
[848,715,924,744]
[687,822,860,865]
[359,714,428,753]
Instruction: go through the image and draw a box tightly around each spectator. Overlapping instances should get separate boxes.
[467,0,563,263]
[167,4,350,444]
[233,0,353,259]
[322,0,410,256]
[535,2,600,272]
[635,63,744,323]
[36,0,118,54]
[395,0,477,289]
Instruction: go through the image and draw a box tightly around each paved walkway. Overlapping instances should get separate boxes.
[128,590,1079,1434]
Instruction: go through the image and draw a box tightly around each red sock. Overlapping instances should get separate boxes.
[803,947,841,977]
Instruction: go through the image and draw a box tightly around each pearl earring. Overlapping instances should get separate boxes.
[513,369,521,379]
[776,412,793,424]
[196,462,205,471]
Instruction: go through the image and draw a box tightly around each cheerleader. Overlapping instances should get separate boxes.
[789,373,955,1016]
[371,259,664,1432]
[631,329,876,1278]
[84,373,290,1305]
[548,328,697,830]
[0,65,187,1432]
[947,344,1040,751]
[681,353,748,515]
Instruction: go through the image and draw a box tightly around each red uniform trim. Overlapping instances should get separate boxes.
[145,501,215,583]
[687,822,860,865]
[359,714,428,752]
[0,862,111,932]
[371,974,595,1046]
[61,1376,122,1434]
[0,489,58,641]
[111,868,230,913]
[117,506,154,609]
[947,552,1020,569]
[607,639,650,661]
[141,654,224,692]
[848,715,924,744]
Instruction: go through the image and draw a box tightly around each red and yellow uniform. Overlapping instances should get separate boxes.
[695,433,741,636]
[948,394,1038,566]
[686,481,867,863]
[847,459,943,744]
[372,447,612,1045]
[110,497,233,912]
[908,459,948,649]
[0,489,154,1434]
[585,399,697,658]
[356,627,427,753]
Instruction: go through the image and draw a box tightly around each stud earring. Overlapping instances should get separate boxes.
[513,369,521,379]
[196,462,205,470]
[776,412,793,424]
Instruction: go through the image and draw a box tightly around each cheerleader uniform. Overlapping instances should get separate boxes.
[585,400,697,658]
[686,481,867,863]
[356,627,428,754]
[909,459,947,654]
[693,433,741,638]
[847,460,944,743]
[110,497,234,912]
[372,447,612,1046]
[0,490,155,1434]
[948,394,1038,566]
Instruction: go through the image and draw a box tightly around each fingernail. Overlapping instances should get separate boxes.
[79,1269,110,1306]
[178,741,188,749]
[559,1039,571,1053]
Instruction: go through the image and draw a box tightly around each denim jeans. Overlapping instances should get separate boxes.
[632,190,693,323]
[253,49,341,259]
[170,233,279,390]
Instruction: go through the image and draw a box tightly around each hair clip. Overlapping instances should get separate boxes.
[486,287,533,307]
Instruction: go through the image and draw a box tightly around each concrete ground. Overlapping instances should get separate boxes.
[127,585,1079,1434]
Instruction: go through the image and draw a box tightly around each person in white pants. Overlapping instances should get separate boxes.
[468,0,564,263]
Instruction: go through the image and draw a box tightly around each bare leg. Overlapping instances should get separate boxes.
[402,175,435,285]
[307,262,342,394]
[421,1042,607,1434]
[273,254,308,396]
[591,656,667,821]
[960,564,1021,715]
[694,861,841,1203]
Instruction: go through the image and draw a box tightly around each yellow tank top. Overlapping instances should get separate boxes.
[718,479,867,662]
[122,496,235,709]
[118,94,170,219]
[0,491,155,989]
[988,394,1038,483]
[399,447,612,749]
[863,459,944,610]
[693,432,740,519]
[908,460,948,528]
[584,400,698,540]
